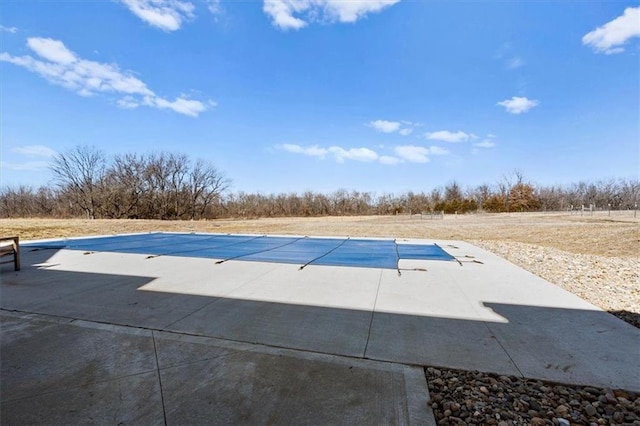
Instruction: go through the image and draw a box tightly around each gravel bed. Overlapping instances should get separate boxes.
[425,241,639,426]
[470,240,640,328]
[426,367,640,425]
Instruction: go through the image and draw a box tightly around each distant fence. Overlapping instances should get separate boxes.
[408,211,445,220]
[401,207,639,220]
[568,204,638,218]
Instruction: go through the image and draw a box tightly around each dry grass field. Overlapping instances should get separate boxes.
[1,211,638,326]
[1,211,637,257]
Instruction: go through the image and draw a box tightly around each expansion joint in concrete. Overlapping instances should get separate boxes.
[363,269,384,358]
[152,331,168,426]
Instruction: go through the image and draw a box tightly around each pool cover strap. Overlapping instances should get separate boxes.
[215,236,308,264]
[298,237,350,270]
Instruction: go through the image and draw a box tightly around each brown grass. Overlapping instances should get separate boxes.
[1,211,638,258]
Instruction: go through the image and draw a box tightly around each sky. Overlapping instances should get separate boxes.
[1,0,639,194]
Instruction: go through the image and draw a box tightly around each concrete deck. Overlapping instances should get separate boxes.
[1,237,639,424]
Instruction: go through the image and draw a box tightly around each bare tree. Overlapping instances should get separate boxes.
[50,146,106,219]
[188,159,230,219]
[444,181,463,203]
[5,153,639,219]
[103,153,148,218]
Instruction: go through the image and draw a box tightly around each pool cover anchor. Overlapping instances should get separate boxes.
[396,267,429,275]
[454,257,484,265]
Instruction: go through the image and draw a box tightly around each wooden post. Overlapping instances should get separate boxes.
[14,236,20,271]
[0,236,20,271]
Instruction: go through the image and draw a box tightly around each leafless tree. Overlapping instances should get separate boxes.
[50,146,107,219]
[188,159,230,219]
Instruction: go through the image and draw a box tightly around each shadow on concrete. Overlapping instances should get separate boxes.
[608,310,640,329]
[2,248,639,395]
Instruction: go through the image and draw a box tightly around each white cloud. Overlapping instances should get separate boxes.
[12,145,57,158]
[329,146,378,163]
[474,140,496,148]
[325,0,401,23]
[27,37,77,64]
[119,0,195,31]
[279,143,452,165]
[426,130,471,143]
[206,0,222,14]
[369,119,401,133]
[428,145,449,155]
[278,143,328,158]
[117,96,141,109]
[583,7,640,54]
[369,119,419,135]
[0,161,50,171]
[1,37,210,117]
[497,96,539,114]
[394,145,430,163]
[0,25,18,33]
[278,143,381,163]
[263,1,308,30]
[142,95,209,117]
[379,155,401,165]
[263,0,400,30]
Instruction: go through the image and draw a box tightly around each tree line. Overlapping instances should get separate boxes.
[1,146,638,219]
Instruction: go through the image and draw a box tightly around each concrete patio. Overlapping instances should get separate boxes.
[1,237,638,424]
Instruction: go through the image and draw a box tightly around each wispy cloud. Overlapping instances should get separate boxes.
[263,0,400,30]
[2,144,58,172]
[426,130,472,143]
[495,42,525,70]
[12,145,57,158]
[582,7,640,54]
[369,119,401,133]
[278,144,378,163]
[0,25,18,33]
[278,144,328,158]
[369,119,418,136]
[329,146,378,163]
[278,143,454,166]
[119,0,195,31]
[379,155,402,165]
[497,96,539,114]
[507,57,524,70]
[473,140,496,148]
[394,145,430,163]
[206,0,222,15]
[0,161,50,171]
[0,37,210,117]
[428,145,450,155]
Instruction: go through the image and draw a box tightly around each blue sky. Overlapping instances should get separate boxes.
[1,0,639,194]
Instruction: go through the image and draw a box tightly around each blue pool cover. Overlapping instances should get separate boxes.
[24,233,456,270]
